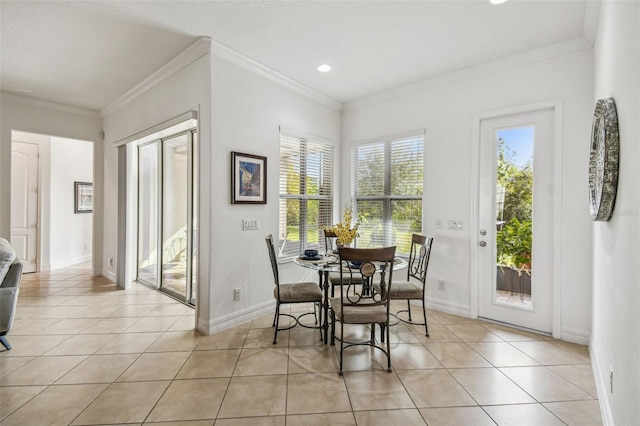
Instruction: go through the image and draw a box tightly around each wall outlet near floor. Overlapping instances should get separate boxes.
[609,367,614,393]
[234,288,242,301]
[108,257,113,266]
[438,280,446,291]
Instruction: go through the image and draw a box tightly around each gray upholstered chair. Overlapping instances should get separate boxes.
[0,238,23,351]
[330,246,396,375]
[265,234,323,344]
[389,234,433,336]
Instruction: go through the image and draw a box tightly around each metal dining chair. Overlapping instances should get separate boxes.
[388,234,433,336]
[324,230,363,297]
[330,246,396,375]
[265,234,323,344]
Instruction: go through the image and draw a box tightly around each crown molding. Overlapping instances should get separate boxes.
[210,39,342,112]
[0,92,100,118]
[101,37,212,118]
[344,37,592,112]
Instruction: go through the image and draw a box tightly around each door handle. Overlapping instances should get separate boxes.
[479,241,487,247]
[480,229,487,236]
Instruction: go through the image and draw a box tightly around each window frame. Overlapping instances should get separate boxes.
[279,131,334,260]
[351,132,424,255]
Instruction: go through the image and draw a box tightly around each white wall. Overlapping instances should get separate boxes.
[50,137,93,269]
[591,2,640,424]
[207,55,341,331]
[101,43,212,330]
[101,41,341,334]
[0,94,103,274]
[343,48,594,341]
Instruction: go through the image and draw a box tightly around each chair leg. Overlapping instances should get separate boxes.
[422,299,429,337]
[0,335,11,351]
[272,303,278,327]
[338,320,344,376]
[385,321,392,373]
[407,299,413,321]
[273,303,280,344]
[317,302,323,341]
[330,309,336,345]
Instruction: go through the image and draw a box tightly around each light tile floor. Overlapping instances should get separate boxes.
[0,264,603,425]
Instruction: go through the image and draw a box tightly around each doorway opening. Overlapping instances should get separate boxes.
[10,131,94,273]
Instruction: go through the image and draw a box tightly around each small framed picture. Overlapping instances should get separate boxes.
[74,182,93,213]
[231,152,267,204]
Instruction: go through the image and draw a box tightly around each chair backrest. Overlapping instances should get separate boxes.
[338,246,396,306]
[324,229,338,255]
[265,235,281,299]
[406,234,433,287]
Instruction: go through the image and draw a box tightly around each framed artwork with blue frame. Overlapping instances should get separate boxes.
[231,151,267,204]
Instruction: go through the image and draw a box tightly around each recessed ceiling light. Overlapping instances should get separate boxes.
[490,0,508,4]
[317,64,332,73]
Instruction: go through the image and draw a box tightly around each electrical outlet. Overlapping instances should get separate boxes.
[435,219,442,229]
[448,220,463,230]
[610,367,614,393]
[438,280,445,290]
[242,218,259,230]
[108,257,113,266]
[234,288,242,301]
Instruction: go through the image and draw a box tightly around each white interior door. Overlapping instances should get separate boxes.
[477,108,555,333]
[11,141,39,273]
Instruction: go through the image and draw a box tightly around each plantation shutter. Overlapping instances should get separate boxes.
[351,133,423,254]
[279,132,334,259]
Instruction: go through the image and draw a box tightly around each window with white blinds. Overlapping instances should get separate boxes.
[351,133,424,255]
[279,132,334,259]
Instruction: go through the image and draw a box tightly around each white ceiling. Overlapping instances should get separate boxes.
[0,0,595,112]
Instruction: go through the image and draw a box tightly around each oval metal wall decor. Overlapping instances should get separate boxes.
[588,98,619,221]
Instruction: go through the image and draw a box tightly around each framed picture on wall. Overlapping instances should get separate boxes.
[74,182,93,213]
[231,151,267,204]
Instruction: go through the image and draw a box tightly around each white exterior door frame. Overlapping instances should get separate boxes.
[469,99,564,337]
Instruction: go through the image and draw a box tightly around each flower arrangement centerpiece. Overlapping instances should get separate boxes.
[326,208,361,246]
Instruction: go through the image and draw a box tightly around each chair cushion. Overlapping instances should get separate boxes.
[389,281,423,299]
[276,282,322,303]
[0,238,17,285]
[330,297,387,324]
[328,271,363,284]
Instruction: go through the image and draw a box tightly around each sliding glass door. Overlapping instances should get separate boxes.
[136,128,197,305]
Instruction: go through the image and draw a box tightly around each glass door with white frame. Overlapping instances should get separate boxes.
[136,128,197,305]
[477,108,555,333]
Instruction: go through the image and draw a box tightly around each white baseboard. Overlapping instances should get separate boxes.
[102,270,117,283]
[199,300,275,335]
[590,346,614,425]
[425,298,471,318]
[50,255,92,270]
[557,326,590,345]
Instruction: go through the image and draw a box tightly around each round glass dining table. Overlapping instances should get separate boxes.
[294,253,407,344]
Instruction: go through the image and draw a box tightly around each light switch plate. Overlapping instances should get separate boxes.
[242,218,259,230]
